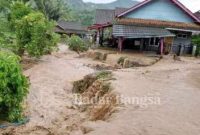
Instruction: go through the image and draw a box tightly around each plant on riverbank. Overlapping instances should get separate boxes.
[0,51,29,122]
[68,35,88,54]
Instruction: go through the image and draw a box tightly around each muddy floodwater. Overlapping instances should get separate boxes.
[1,44,200,135]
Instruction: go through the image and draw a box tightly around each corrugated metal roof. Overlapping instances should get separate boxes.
[113,25,175,38]
[115,7,128,16]
[95,8,128,24]
[95,9,115,24]
[57,20,86,31]
[55,26,87,34]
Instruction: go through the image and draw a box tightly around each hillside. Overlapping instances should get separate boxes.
[65,0,139,26]
[67,0,139,10]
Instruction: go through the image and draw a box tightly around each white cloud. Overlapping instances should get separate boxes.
[180,0,200,12]
[83,0,200,12]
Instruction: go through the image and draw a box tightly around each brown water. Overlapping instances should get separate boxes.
[1,45,200,135]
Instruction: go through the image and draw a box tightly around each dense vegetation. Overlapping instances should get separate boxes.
[67,0,138,10]
[0,51,29,122]
[0,1,60,57]
[30,0,72,21]
[68,0,138,26]
[192,35,200,56]
[0,0,60,122]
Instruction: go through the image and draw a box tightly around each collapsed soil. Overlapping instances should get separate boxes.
[1,44,200,135]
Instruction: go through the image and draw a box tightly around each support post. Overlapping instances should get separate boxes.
[170,37,174,54]
[96,29,100,45]
[140,38,144,51]
[192,45,197,56]
[118,37,124,52]
[160,38,164,55]
[100,28,104,46]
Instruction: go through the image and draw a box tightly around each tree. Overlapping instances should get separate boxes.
[9,1,32,29]
[0,50,29,122]
[71,9,95,26]
[68,35,88,54]
[16,12,60,57]
[0,0,30,14]
[0,1,31,53]
[32,0,72,21]
[6,2,59,57]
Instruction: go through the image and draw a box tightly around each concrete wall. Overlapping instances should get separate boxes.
[171,31,193,54]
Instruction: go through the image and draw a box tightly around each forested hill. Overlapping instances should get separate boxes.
[67,0,139,10]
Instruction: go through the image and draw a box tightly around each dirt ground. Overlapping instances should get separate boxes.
[88,48,160,67]
[1,44,200,135]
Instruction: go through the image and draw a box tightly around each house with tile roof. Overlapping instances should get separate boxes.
[89,0,200,55]
[55,20,87,37]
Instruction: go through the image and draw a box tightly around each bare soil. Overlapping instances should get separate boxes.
[1,44,200,135]
[87,49,161,68]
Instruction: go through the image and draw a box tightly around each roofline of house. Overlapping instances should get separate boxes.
[116,18,200,30]
[88,23,112,30]
[117,0,200,23]
[166,27,200,32]
[57,25,65,30]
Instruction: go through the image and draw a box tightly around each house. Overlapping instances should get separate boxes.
[195,11,200,19]
[89,0,200,55]
[55,20,87,37]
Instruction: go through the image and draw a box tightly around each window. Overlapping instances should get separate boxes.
[177,34,187,39]
[135,40,141,46]
[150,37,160,46]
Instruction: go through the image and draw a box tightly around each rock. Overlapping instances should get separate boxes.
[173,54,181,61]
[80,126,94,134]
[86,51,108,61]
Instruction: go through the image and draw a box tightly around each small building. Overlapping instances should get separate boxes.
[55,20,87,38]
[89,0,200,55]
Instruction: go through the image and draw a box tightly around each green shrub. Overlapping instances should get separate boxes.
[96,71,112,80]
[192,35,200,56]
[16,12,60,57]
[0,51,29,122]
[68,35,88,54]
[60,34,70,44]
[0,32,17,52]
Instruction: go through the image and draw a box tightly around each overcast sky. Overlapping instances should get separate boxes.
[83,0,200,12]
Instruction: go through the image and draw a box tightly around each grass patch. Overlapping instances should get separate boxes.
[72,71,117,121]
[117,56,128,66]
